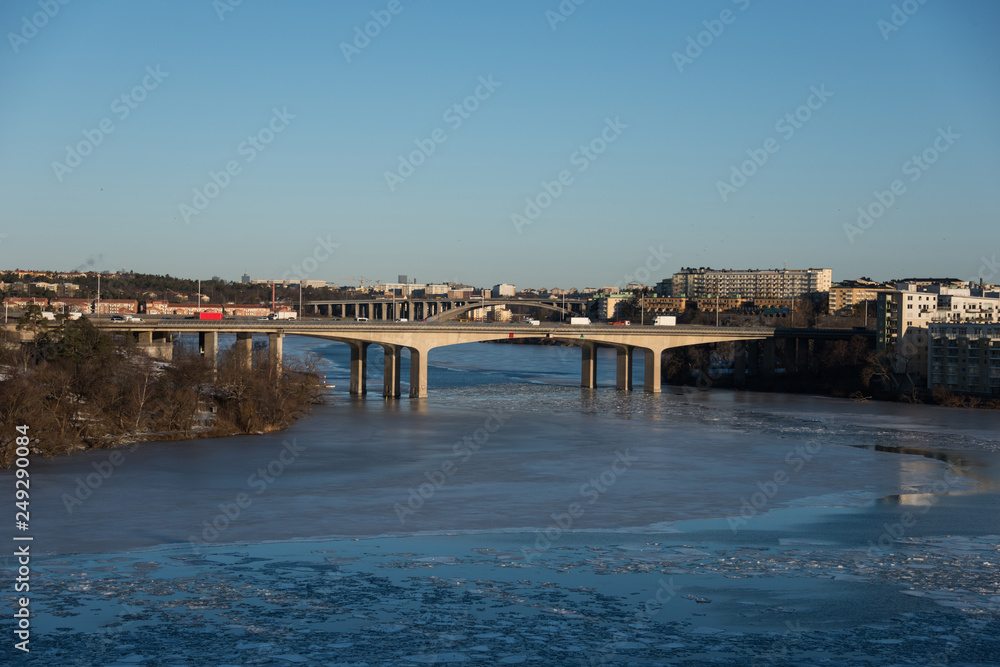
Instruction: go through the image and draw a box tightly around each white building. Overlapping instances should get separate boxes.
[876,285,941,380]
[492,283,515,298]
[925,286,999,323]
[671,267,832,299]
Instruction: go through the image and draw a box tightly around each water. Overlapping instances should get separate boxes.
[7,338,1000,665]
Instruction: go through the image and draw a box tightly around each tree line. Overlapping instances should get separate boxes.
[0,314,324,467]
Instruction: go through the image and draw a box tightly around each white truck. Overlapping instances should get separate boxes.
[569,317,591,325]
[653,315,676,326]
[267,311,297,320]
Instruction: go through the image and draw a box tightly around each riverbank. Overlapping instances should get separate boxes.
[0,318,324,467]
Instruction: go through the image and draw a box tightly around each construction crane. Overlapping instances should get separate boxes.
[338,277,372,287]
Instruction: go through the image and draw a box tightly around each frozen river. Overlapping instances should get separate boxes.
[5,338,1000,665]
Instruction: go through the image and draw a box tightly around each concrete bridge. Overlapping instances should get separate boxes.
[304,297,588,321]
[98,320,773,398]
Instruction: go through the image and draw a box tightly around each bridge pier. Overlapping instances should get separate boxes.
[796,338,809,373]
[349,341,369,395]
[734,342,746,387]
[268,332,283,376]
[408,345,429,398]
[615,346,634,391]
[382,344,402,398]
[747,341,760,379]
[199,331,218,371]
[236,332,253,370]
[763,338,776,380]
[643,346,665,393]
[580,342,598,388]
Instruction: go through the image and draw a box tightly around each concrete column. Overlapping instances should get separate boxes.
[236,332,253,370]
[382,344,402,398]
[580,342,597,388]
[199,331,218,371]
[643,347,664,393]
[136,330,152,345]
[408,346,429,398]
[796,338,809,373]
[747,340,760,378]
[268,332,283,376]
[616,346,633,391]
[763,338,776,379]
[734,342,746,388]
[350,341,369,395]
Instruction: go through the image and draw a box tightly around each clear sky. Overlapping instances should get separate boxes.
[1,0,998,288]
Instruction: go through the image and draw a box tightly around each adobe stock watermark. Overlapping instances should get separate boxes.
[384,75,502,192]
[877,0,931,41]
[213,0,243,21]
[511,117,628,234]
[716,84,833,202]
[178,107,295,224]
[969,253,999,285]
[843,126,959,244]
[749,621,808,666]
[611,245,672,291]
[727,420,831,533]
[393,408,506,524]
[863,468,966,556]
[51,65,169,183]
[60,447,135,514]
[545,0,587,31]
[280,235,340,283]
[7,0,72,54]
[520,449,637,561]
[633,576,682,622]
[187,438,305,553]
[673,0,752,73]
[340,0,413,63]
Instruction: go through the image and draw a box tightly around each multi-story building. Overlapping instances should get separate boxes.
[927,286,999,323]
[487,308,512,323]
[3,296,48,308]
[425,284,449,296]
[671,267,832,299]
[94,299,139,315]
[595,293,632,321]
[225,305,270,317]
[876,286,941,382]
[643,297,687,313]
[50,298,93,313]
[928,323,1000,395]
[492,284,516,298]
[828,281,893,314]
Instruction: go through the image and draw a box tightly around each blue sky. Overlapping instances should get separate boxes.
[1,0,998,288]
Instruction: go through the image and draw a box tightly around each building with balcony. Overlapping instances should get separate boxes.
[671,267,832,300]
[876,286,941,383]
[828,282,894,314]
[928,323,1000,395]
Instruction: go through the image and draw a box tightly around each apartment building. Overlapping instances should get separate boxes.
[595,293,632,321]
[928,323,1000,395]
[876,286,941,382]
[94,299,139,315]
[828,282,893,314]
[671,267,832,299]
[492,283,516,298]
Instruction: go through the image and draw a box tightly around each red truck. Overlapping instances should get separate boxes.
[198,312,222,320]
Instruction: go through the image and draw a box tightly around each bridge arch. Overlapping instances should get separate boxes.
[427,301,577,322]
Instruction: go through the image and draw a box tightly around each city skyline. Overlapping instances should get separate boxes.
[2,1,998,286]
